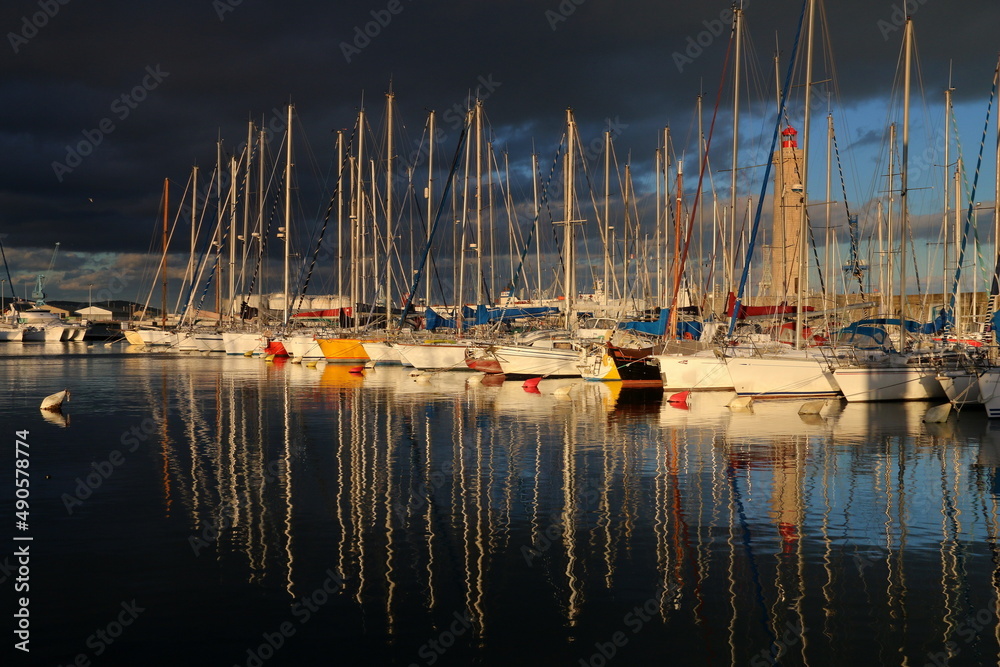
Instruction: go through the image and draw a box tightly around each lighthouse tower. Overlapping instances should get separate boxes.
[770,126,804,299]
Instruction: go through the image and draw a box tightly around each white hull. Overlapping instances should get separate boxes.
[726,353,840,398]
[833,366,945,402]
[175,331,200,351]
[395,343,474,371]
[978,369,1000,418]
[0,328,23,342]
[140,330,177,346]
[361,341,404,365]
[23,326,67,342]
[284,334,324,360]
[654,351,733,392]
[937,370,981,406]
[484,344,582,378]
[222,331,267,356]
[195,333,225,353]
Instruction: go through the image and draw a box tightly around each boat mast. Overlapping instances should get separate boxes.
[282,103,293,328]
[425,111,435,310]
[604,128,611,308]
[943,84,952,304]
[729,4,742,296]
[564,108,577,330]
[229,153,237,323]
[337,130,344,317]
[900,18,912,344]
[993,79,1000,313]
[532,151,541,302]
[795,0,816,349]
[386,89,394,329]
[475,100,484,306]
[161,178,169,327]
[668,159,683,338]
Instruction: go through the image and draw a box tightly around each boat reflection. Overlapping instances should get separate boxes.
[143,361,1000,662]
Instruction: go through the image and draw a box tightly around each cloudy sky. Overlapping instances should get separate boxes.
[2,0,998,303]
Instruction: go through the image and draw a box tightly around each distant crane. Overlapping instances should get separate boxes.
[32,242,60,307]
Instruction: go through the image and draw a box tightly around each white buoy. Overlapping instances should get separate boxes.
[41,389,70,412]
[728,395,754,411]
[798,400,826,415]
[923,403,952,423]
[553,385,573,397]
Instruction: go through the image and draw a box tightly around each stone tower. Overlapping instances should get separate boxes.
[770,126,804,299]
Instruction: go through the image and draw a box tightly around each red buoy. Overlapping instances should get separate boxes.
[668,390,690,405]
[522,377,542,389]
[348,366,364,374]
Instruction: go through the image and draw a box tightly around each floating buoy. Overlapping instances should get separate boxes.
[522,377,542,390]
[668,390,690,405]
[305,360,318,369]
[553,385,573,397]
[290,357,302,364]
[728,395,754,411]
[265,354,276,362]
[798,400,826,415]
[244,350,254,357]
[923,403,951,423]
[349,366,364,375]
[40,389,70,412]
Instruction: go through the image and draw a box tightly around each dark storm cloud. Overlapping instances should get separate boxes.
[1,0,998,292]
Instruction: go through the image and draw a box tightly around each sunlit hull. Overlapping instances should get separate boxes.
[833,366,944,402]
[315,337,368,362]
[654,352,733,391]
[473,344,582,379]
[395,342,473,371]
[726,355,840,398]
[284,334,324,360]
[222,331,267,356]
[360,341,404,365]
[937,370,981,406]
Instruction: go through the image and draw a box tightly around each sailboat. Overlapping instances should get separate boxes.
[832,18,954,402]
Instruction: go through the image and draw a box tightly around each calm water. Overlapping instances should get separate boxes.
[4,343,1000,666]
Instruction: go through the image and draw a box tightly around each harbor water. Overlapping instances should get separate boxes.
[4,344,1000,666]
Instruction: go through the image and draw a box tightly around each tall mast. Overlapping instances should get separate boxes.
[795,0,816,349]
[604,128,611,308]
[697,93,705,308]
[228,154,237,322]
[900,18,912,340]
[564,108,576,330]
[357,107,366,317]
[475,100,484,305]
[532,151,541,302]
[943,85,952,300]
[337,130,344,314]
[282,103,293,328]
[655,146,661,309]
[188,166,198,324]
[994,77,1000,313]
[425,111,435,309]
[729,5,742,295]
[663,126,670,305]
[386,89,394,329]
[825,114,833,306]
[668,159,683,338]
[188,166,198,303]
[161,178,169,327]
[954,159,962,332]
